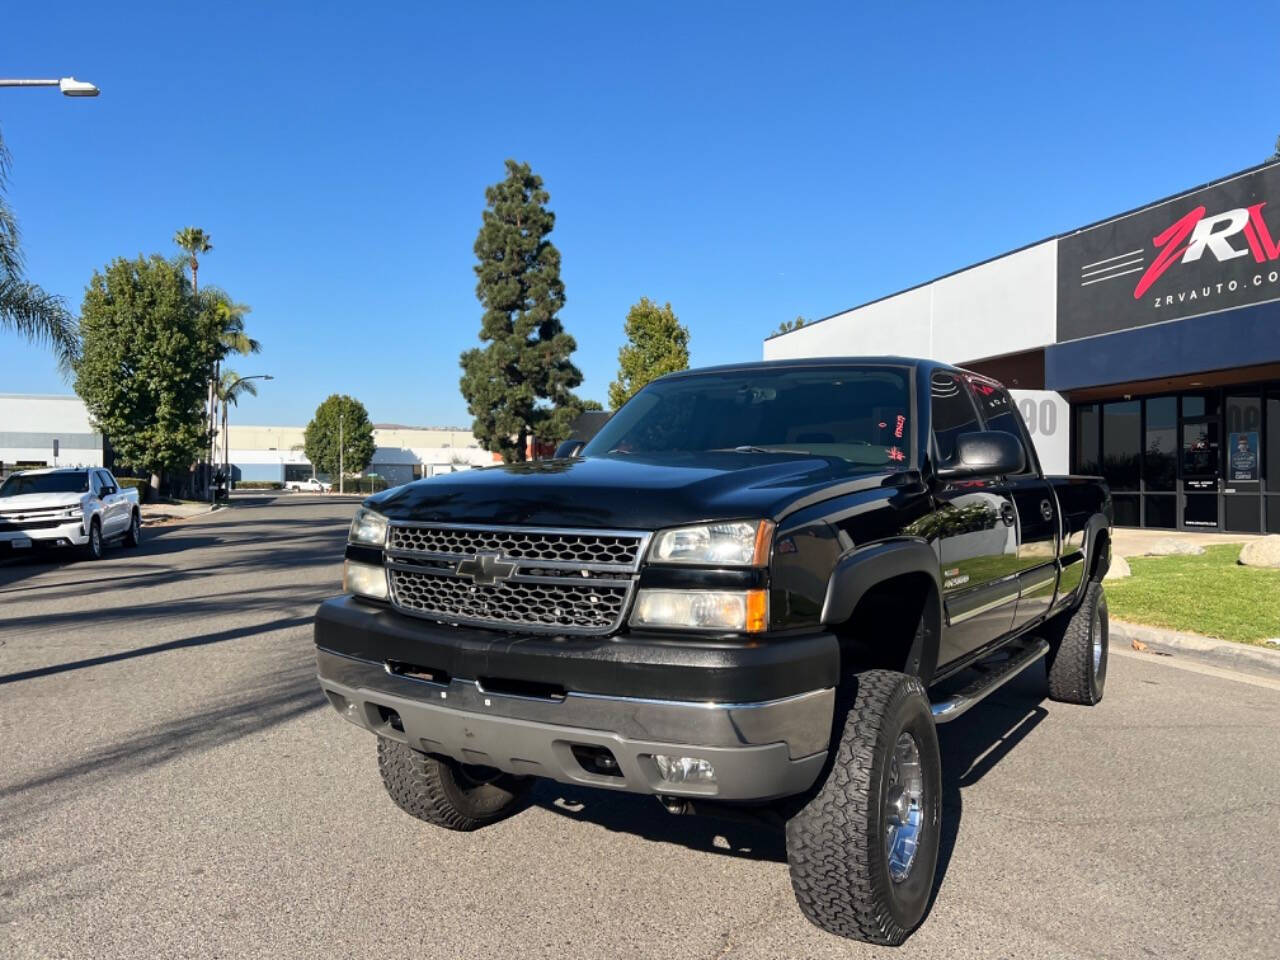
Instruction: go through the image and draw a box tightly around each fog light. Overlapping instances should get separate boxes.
[343,560,388,600]
[653,755,716,785]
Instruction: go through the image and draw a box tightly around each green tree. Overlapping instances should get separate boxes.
[0,129,78,371]
[303,394,376,484]
[173,226,213,296]
[608,298,690,409]
[74,255,215,493]
[774,315,807,336]
[1271,134,1280,161]
[459,159,585,461]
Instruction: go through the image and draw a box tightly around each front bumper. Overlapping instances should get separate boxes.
[314,596,840,801]
[0,521,88,552]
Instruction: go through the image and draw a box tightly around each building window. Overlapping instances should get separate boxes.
[1144,397,1177,491]
[1074,404,1099,476]
[1101,401,1141,491]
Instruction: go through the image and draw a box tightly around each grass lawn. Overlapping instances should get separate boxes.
[1105,544,1280,645]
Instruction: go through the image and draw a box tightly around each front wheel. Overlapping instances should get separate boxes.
[123,510,141,548]
[377,738,529,831]
[81,518,103,561]
[785,670,942,945]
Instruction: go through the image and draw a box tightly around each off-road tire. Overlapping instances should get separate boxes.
[785,670,942,945]
[123,510,141,548]
[82,518,103,560]
[1045,579,1107,705]
[376,738,529,831]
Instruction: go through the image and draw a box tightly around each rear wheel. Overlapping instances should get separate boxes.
[785,670,941,945]
[1045,579,1108,705]
[377,738,530,831]
[81,518,103,560]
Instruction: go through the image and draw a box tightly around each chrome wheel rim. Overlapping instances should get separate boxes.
[91,526,100,554]
[885,731,924,882]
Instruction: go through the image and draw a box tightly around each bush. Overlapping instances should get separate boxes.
[115,477,151,501]
[236,481,284,490]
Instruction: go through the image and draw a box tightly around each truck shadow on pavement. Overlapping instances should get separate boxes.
[533,669,1049,897]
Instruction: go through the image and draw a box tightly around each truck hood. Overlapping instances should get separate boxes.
[369,453,905,529]
[0,492,84,513]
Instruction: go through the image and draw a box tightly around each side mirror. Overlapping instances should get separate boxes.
[936,431,1025,480]
[554,439,585,459]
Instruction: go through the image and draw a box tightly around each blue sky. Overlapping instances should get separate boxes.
[2,1,1278,428]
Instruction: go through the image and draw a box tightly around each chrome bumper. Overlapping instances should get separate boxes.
[316,647,833,801]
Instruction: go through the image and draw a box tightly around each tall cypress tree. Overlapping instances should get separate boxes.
[460,160,584,461]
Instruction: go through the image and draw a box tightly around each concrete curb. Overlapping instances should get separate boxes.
[1110,618,1280,680]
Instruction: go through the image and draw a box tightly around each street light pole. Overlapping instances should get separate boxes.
[0,77,100,97]
[339,412,345,495]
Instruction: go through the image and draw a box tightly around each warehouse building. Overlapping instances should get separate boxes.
[765,160,1280,534]
[0,394,104,472]
[0,395,492,485]
[224,423,493,485]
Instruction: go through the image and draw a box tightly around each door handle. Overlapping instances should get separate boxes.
[1000,502,1017,526]
[1040,499,1054,522]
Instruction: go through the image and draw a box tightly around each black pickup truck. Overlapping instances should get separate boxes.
[315,357,1112,945]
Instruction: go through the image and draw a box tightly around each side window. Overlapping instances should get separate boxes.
[96,470,114,493]
[969,381,1034,474]
[930,371,982,463]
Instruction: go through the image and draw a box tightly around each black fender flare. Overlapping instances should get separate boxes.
[820,538,943,679]
[1083,512,1111,580]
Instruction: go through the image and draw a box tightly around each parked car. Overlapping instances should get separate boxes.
[314,357,1112,946]
[0,467,141,560]
[285,477,332,493]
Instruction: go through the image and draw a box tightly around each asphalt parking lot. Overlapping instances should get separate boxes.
[1,494,1277,959]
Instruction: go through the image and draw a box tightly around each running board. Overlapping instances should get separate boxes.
[930,638,1050,723]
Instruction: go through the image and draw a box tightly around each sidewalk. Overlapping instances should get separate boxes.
[1111,526,1264,558]
[140,501,218,526]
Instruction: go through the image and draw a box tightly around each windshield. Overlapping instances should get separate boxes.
[582,366,914,467]
[0,472,90,497]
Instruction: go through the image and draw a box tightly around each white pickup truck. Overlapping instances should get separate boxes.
[0,467,141,560]
[284,477,332,493]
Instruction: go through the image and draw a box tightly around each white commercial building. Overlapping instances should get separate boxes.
[225,423,494,485]
[0,394,104,471]
[0,394,494,486]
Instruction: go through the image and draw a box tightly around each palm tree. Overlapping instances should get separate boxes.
[217,369,260,480]
[200,288,259,488]
[0,129,79,371]
[174,226,213,295]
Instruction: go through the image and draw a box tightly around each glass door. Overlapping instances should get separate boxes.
[1181,418,1219,528]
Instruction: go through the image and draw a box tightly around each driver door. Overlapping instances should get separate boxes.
[928,371,1020,667]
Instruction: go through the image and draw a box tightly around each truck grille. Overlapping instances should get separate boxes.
[384,523,650,635]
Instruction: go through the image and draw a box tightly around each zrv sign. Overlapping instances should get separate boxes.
[1057,164,1280,341]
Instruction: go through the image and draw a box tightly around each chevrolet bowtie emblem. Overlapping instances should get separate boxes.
[455,551,517,585]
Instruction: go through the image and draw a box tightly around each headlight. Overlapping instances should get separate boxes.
[630,588,768,633]
[648,520,773,566]
[343,560,388,600]
[349,507,388,546]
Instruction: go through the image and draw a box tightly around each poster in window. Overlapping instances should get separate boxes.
[1228,432,1259,482]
